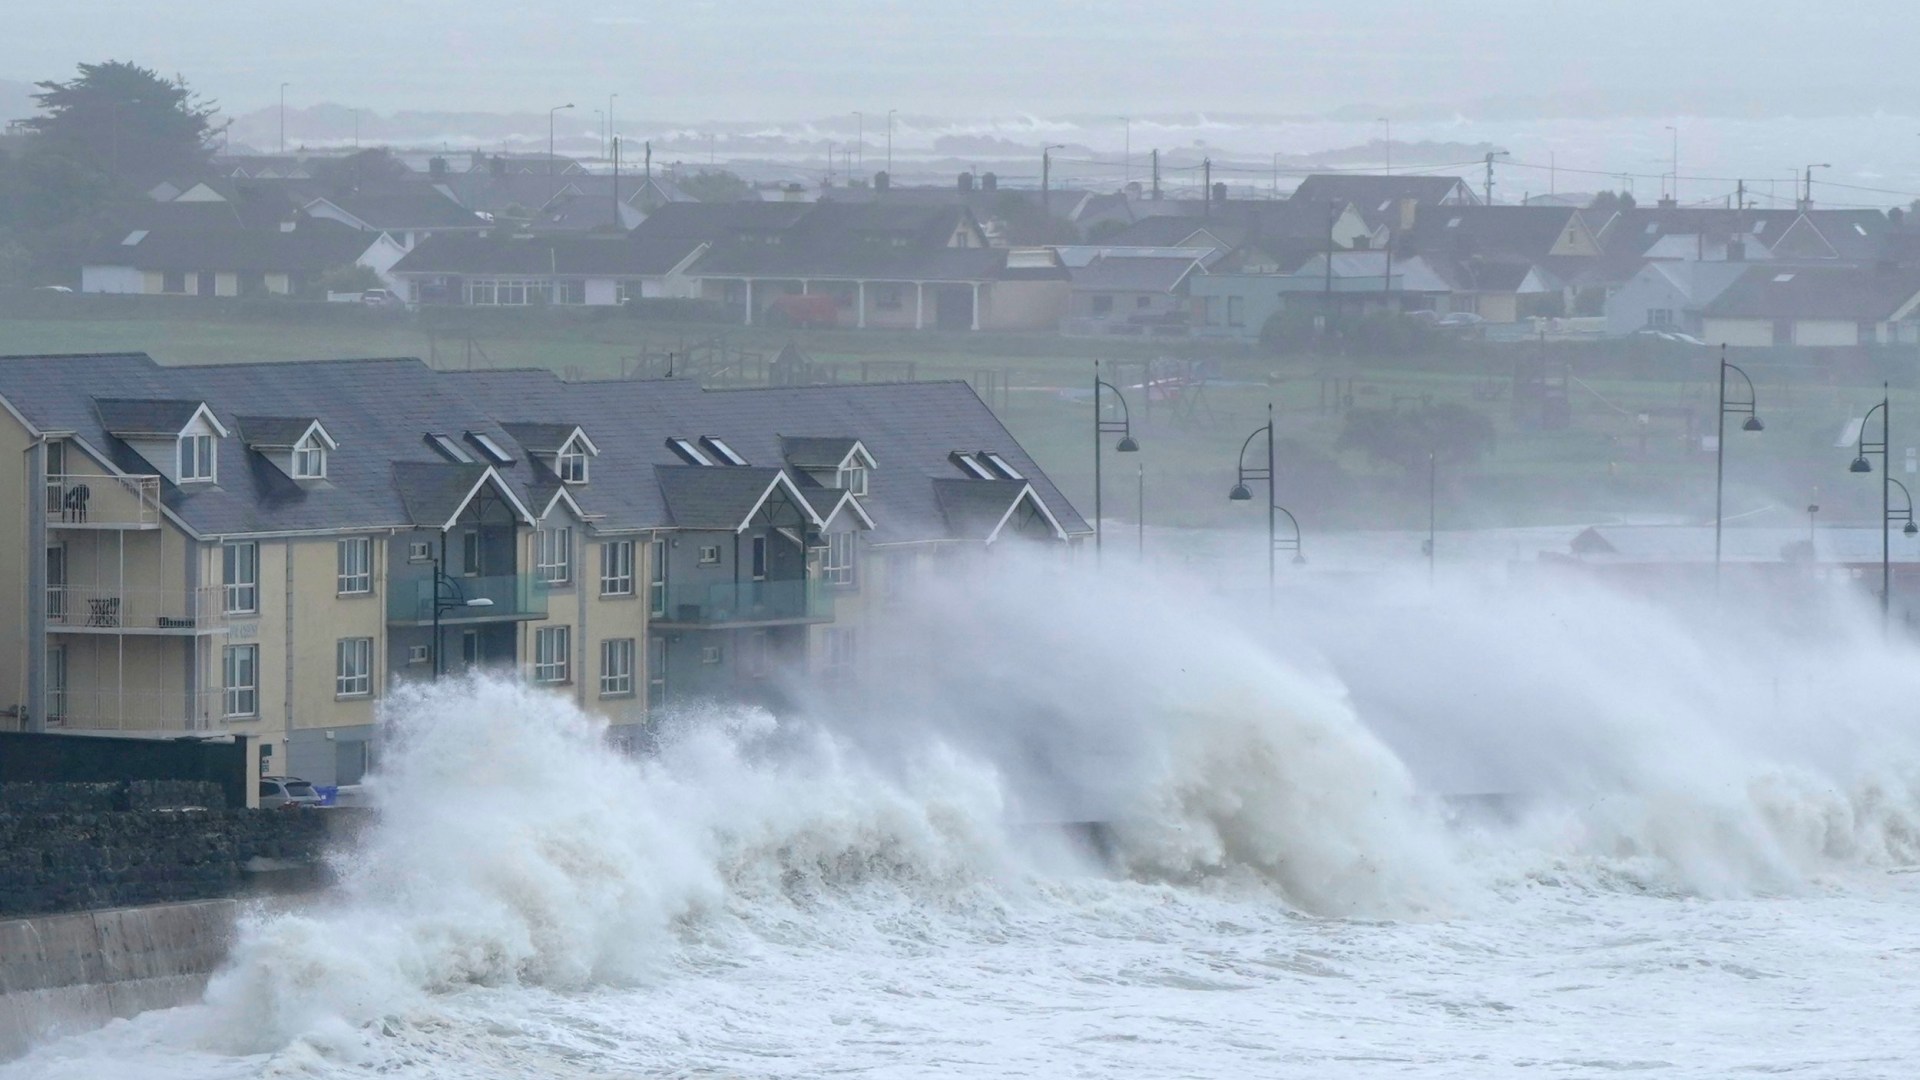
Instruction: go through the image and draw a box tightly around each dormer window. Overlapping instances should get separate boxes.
[841,464,869,496]
[557,443,589,483]
[292,434,327,479]
[180,434,215,483]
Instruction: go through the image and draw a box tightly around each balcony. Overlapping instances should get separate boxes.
[387,573,550,626]
[49,585,228,635]
[47,687,226,732]
[45,473,163,530]
[651,578,834,628]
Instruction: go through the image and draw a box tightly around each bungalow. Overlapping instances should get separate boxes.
[301,188,489,250]
[79,220,400,298]
[387,232,709,306]
[1603,261,1749,336]
[1701,265,1920,347]
[1064,254,1204,336]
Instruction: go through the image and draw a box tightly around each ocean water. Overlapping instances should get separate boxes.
[8,566,1920,1079]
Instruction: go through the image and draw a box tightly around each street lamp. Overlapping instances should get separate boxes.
[1229,403,1305,605]
[1378,117,1391,173]
[431,560,494,680]
[1665,124,1679,202]
[1714,345,1764,588]
[1092,360,1140,564]
[1118,116,1131,185]
[1848,383,1902,629]
[549,103,575,202]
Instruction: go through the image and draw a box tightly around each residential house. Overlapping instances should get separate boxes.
[1603,261,1750,336]
[300,187,488,250]
[0,352,1087,783]
[1400,206,1605,321]
[1289,174,1480,238]
[1700,265,1920,347]
[79,220,401,298]
[1190,249,1453,340]
[1065,254,1204,335]
[387,232,709,306]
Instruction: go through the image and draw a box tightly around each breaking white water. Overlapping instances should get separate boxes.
[9,562,1920,1078]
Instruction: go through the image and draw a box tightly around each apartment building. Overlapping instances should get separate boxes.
[0,354,1088,784]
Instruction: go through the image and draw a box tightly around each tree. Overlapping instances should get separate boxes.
[678,169,754,202]
[1587,189,1637,215]
[25,61,217,183]
[1335,402,1496,476]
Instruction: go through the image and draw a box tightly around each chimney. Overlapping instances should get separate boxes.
[958,171,974,192]
[1212,181,1228,204]
[981,172,997,192]
[1658,195,1677,209]
[489,155,507,177]
[429,156,448,178]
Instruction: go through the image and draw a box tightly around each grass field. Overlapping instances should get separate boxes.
[2,297,1912,533]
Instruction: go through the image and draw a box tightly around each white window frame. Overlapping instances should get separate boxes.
[647,636,667,706]
[223,541,258,614]
[408,540,433,563]
[698,544,721,566]
[822,626,857,674]
[292,435,327,479]
[534,625,570,684]
[751,535,768,581]
[700,644,722,665]
[601,540,635,596]
[223,644,258,718]
[336,637,373,698]
[536,525,572,585]
[649,538,668,616]
[557,442,589,484]
[601,637,636,697]
[337,537,372,595]
[745,629,770,678]
[179,433,215,483]
[462,530,483,577]
[840,464,869,496]
[825,532,855,586]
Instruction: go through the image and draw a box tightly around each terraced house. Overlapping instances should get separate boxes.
[0,354,1087,784]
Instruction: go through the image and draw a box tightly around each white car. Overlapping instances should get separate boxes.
[1437,312,1487,327]
[259,775,324,809]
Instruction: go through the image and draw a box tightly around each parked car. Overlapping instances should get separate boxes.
[1436,312,1487,327]
[259,775,324,809]
[361,288,403,308]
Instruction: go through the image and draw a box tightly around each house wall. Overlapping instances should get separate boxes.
[265,274,291,296]
[1703,318,1776,348]
[1795,320,1859,347]
[579,533,650,731]
[1475,294,1520,324]
[0,411,34,727]
[1069,289,1183,321]
[979,280,1069,332]
[213,273,238,298]
[1604,272,1689,336]
[79,266,146,295]
[585,278,621,306]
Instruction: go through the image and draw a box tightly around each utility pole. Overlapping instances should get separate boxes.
[611,135,620,226]
[279,82,289,155]
[644,140,651,181]
[1043,144,1064,217]
[1151,149,1161,200]
[853,112,863,171]
[1202,157,1212,217]
[886,109,896,175]
[1484,152,1496,205]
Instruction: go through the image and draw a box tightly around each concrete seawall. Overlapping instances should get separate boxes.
[0,898,235,1060]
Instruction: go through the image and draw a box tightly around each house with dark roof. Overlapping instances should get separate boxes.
[0,351,1085,784]
[1701,265,1920,347]
[300,186,489,250]
[1603,261,1750,336]
[1064,254,1205,335]
[387,232,709,306]
[672,203,1071,331]
[78,219,400,298]
[1289,174,1480,236]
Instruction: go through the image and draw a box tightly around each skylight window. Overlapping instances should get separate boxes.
[667,437,714,466]
[1773,273,1795,283]
[979,451,1023,480]
[950,451,994,479]
[427,433,473,463]
[465,431,514,465]
[122,230,148,246]
[1446,216,1462,228]
[1855,223,1869,236]
[700,436,748,466]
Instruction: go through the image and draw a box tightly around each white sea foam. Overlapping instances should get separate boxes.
[9,563,1920,1078]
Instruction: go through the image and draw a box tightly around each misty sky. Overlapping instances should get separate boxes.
[8,1,1920,121]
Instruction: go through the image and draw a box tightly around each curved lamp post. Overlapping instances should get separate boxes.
[1848,384,1906,629]
[1092,360,1139,564]
[1229,402,1305,605]
[1714,345,1764,588]
[432,561,494,680]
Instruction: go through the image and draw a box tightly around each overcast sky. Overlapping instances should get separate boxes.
[6,1,1918,122]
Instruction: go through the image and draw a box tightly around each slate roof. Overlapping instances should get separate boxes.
[1703,265,1920,321]
[1291,174,1477,211]
[86,221,374,273]
[0,353,1088,546]
[307,188,485,230]
[1070,254,1203,293]
[95,398,206,436]
[390,233,701,277]
[1403,206,1592,261]
[932,478,1029,540]
[1101,217,1238,248]
[500,423,580,453]
[235,415,321,447]
[655,466,799,530]
[628,202,813,246]
[782,436,860,467]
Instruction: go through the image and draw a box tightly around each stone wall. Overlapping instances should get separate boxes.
[0,782,326,918]
[0,899,236,1060]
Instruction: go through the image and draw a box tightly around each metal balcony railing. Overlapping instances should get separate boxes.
[387,573,550,624]
[48,584,228,633]
[46,687,226,731]
[654,578,833,626]
[45,473,163,529]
